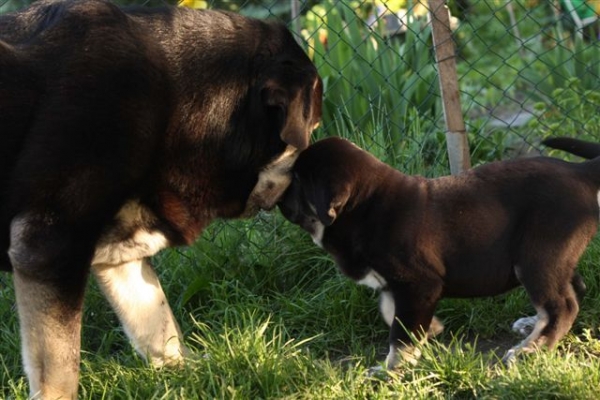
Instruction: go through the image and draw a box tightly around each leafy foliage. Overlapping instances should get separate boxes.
[304,0,442,170]
[529,77,600,146]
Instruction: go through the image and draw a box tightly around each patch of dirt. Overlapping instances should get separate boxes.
[468,335,518,358]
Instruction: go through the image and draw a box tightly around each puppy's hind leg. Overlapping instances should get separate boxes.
[503,265,580,365]
[511,272,586,338]
[92,259,189,366]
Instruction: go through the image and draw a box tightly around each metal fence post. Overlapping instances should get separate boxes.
[428,0,471,175]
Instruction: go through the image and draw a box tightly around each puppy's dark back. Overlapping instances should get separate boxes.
[294,137,395,187]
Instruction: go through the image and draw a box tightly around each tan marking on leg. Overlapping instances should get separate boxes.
[92,259,188,366]
[92,201,169,266]
[386,343,422,369]
[14,272,80,400]
[512,315,539,336]
[384,317,442,370]
[428,316,444,338]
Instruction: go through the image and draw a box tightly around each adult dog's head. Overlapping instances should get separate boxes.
[139,10,325,234]
[197,13,323,215]
[158,11,323,220]
[241,25,323,215]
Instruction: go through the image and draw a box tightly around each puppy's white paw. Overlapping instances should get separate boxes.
[501,348,518,367]
[428,316,444,338]
[367,364,386,378]
[511,316,538,336]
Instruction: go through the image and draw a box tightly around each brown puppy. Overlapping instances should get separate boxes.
[279,137,598,369]
[0,0,322,398]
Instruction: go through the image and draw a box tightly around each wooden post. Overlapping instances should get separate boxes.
[290,0,302,41]
[428,0,471,174]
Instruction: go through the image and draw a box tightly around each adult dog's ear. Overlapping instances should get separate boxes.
[263,77,322,150]
[313,184,350,226]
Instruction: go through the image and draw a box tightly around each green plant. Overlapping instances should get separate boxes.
[521,36,600,103]
[303,0,440,151]
[466,122,512,165]
[529,77,600,157]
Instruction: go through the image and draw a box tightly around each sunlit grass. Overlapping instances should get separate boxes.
[2,211,600,398]
[2,112,600,397]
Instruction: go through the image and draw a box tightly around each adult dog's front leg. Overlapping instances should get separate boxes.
[92,259,188,366]
[13,272,83,400]
[9,213,91,400]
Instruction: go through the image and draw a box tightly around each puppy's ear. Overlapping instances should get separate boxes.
[262,78,322,150]
[314,185,349,226]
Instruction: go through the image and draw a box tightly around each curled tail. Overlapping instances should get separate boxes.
[543,137,600,160]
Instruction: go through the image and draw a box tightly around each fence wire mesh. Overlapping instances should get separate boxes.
[2,0,600,258]
[2,1,600,160]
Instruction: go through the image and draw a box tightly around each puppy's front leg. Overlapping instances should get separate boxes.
[92,259,188,366]
[385,283,442,369]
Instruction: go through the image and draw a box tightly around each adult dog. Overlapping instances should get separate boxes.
[0,0,322,398]
[279,137,598,370]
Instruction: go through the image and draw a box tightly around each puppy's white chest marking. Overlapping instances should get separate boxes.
[597,191,600,219]
[92,201,169,266]
[357,270,387,290]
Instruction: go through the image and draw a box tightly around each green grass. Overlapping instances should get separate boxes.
[2,106,600,397]
[2,103,600,397]
[2,210,600,399]
[4,1,600,397]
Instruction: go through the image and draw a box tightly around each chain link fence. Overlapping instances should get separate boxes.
[2,0,600,263]
[2,0,600,165]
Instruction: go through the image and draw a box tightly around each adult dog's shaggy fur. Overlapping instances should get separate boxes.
[0,0,322,397]
[279,137,599,370]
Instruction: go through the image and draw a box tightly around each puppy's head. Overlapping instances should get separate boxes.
[279,137,368,234]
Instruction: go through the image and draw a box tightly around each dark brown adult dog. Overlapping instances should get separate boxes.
[0,0,322,398]
[279,137,598,370]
